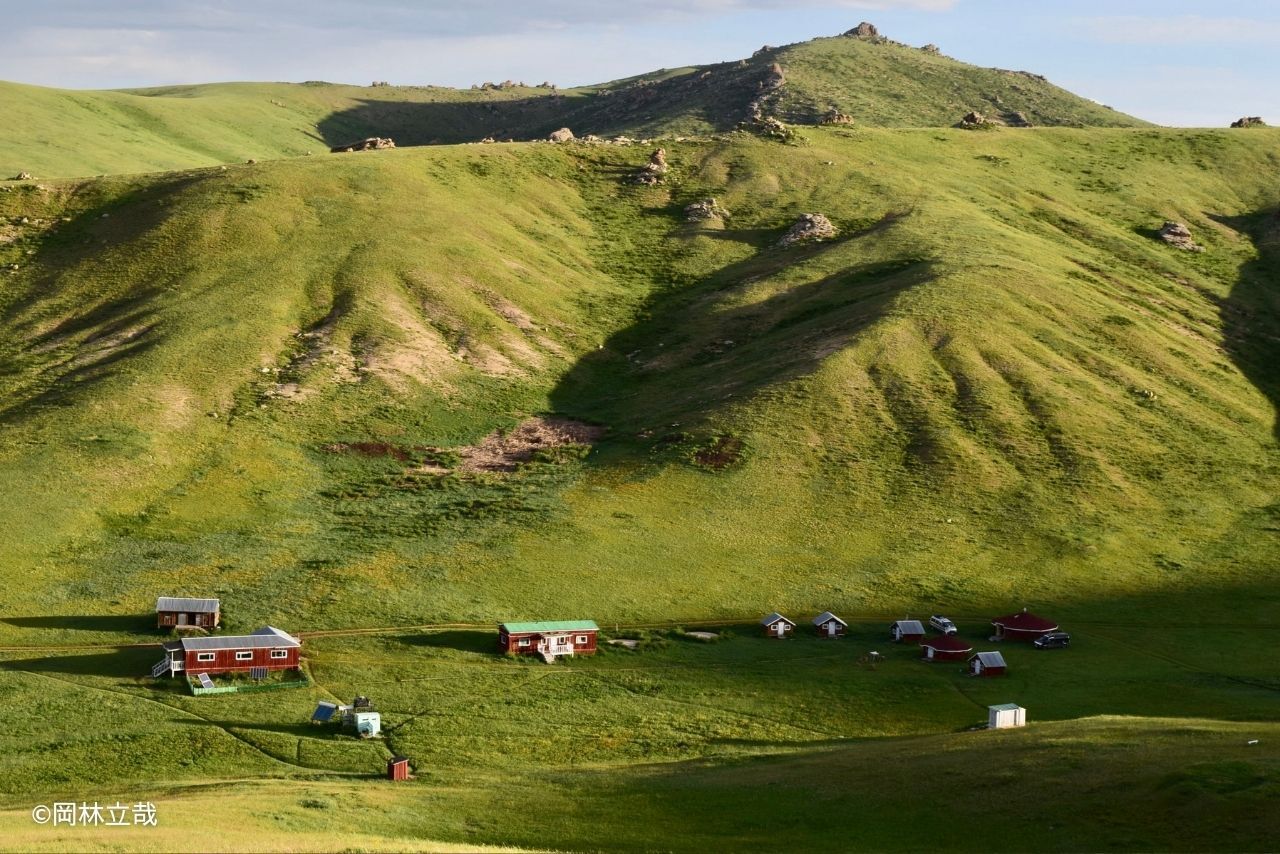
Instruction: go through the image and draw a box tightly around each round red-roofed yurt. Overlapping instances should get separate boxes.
[919,634,974,662]
[991,608,1058,641]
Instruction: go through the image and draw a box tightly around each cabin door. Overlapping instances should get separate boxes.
[827,622,837,637]
[177,613,188,626]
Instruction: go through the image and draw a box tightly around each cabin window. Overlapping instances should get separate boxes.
[556,636,568,646]
[518,639,531,647]
[270,649,289,659]
[196,652,215,662]
[576,635,588,644]
[235,651,253,661]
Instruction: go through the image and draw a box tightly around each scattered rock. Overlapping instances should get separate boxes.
[608,639,639,650]
[821,108,854,125]
[1230,116,1267,128]
[1157,221,1205,252]
[479,136,496,144]
[8,172,34,181]
[959,111,988,127]
[684,198,728,222]
[548,127,575,143]
[330,137,396,153]
[920,44,941,55]
[685,631,718,641]
[458,416,605,473]
[1004,111,1032,127]
[753,116,796,141]
[246,159,258,164]
[845,22,879,38]
[779,213,838,246]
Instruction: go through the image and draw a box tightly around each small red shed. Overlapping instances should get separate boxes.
[890,619,925,643]
[969,651,1007,677]
[498,620,598,660]
[991,609,1058,642]
[387,756,411,781]
[761,613,796,638]
[152,626,300,678]
[920,634,974,662]
[812,611,848,638]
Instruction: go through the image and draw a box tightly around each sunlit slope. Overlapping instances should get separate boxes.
[0,31,1147,179]
[0,128,1277,636]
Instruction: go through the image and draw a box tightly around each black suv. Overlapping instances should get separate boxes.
[1034,631,1071,649]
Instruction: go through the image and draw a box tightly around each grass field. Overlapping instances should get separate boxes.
[0,82,1277,849]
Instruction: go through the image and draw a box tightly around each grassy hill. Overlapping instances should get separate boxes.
[0,38,1276,849]
[0,27,1146,180]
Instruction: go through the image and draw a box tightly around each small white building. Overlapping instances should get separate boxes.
[988,703,1026,729]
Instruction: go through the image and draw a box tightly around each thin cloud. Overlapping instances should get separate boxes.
[1077,14,1280,45]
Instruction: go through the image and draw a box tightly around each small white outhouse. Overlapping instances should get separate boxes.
[988,703,1026,729]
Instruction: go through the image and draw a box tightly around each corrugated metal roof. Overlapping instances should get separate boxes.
[989,703,1022,712]
[892,620,925,634]
[761,612,795,626]
[500,620,599,634]
[179,625,300,651]
[973,651,1007,667]
[156,596,219,613]
[812,611,847,626]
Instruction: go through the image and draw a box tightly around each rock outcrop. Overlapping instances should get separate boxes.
[630,148,669,185]
[1004,111,1032,127]
[1157,221,1204,252]
[330,137,396,153]
[1230,116,1267,128]
[548,128,575,143]
[920,44,941,55]
[958,111,999,129]
[821,108,854,125]
[8,172,34,181]
[685,198,728,222]
[845,22,878,38]
[779,213,837,246]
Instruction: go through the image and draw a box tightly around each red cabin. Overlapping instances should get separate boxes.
[920,634,974,662]
[991,609,1058,642]
[498,620,598,660]
[812,612,848,638]
[156,596,220,630]
[969,651,1007,677]
[890,619,925,643]
[153,626,301,678]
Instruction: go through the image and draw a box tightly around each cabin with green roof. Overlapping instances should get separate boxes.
[498,620,599,660]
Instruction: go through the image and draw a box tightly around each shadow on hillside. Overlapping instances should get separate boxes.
[316,95,578,148]
[0,178,200,423]
[0,648,155,677]
[402,630,494,654]
[1213,209,1280,440]
[2,614,151,633]
[547,212,931,435]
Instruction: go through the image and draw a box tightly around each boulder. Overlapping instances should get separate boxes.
[921,44,941,55]
[1157,221,1204,252]
[685,198,728,222]
[330,137,396,153]
[960,111,987,127]
[779,213,838,246]
[548,128,575,143]
[821,108,854,125]
[845,22,879,38]
[8,172,34,181]
[1230,116,1267,128]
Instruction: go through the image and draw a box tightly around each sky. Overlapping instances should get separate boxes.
[0,0,1277,126]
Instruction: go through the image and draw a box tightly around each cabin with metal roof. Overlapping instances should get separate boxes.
[155,596,220,630]
[498,620,598,660]
[889,619,926,643]
[969,650,1007,677]
[812,611,847,638]
[991,608,1058,642]
[760,613,796,638]
[151,625,300,678]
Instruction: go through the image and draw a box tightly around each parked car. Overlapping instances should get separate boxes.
[929,615,957,635]
[1034,631,1071,649]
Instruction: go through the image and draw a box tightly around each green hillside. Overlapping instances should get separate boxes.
[0,27,1146,180]
[0,43,1276,849]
